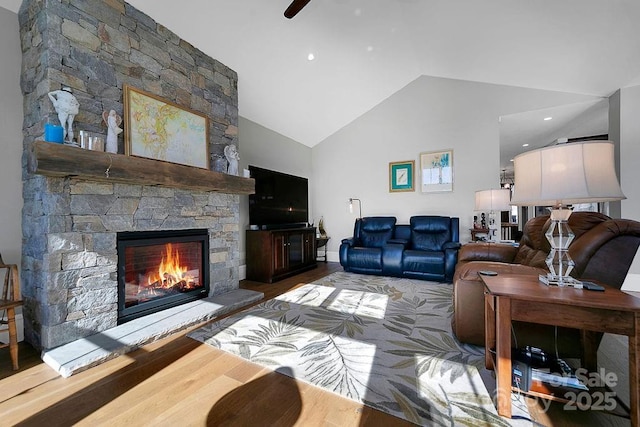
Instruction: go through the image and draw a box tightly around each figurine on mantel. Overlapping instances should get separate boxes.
[48,87,79,142]
[102,109,123,153]
[224,144,240,175]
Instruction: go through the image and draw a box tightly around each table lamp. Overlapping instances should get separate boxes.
[475,189,511,242]
[510,140,626,286]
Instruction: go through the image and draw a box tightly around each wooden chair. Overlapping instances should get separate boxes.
[0,254,22,370]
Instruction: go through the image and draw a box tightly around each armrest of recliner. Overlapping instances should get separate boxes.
[443,243,461,282]
[340,237,359,247]
[387,238,409,248]
[457,242,518,264]
[339,238,358,267]
[443,241,461,250]
[382,243,404,276]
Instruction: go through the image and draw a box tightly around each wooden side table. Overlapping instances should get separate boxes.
[316,236,330,263]
[470,228,490,241]
[482,274,640,425]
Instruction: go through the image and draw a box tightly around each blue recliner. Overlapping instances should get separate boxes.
[339,215,460,282]
[402,216,461,281]
[339,217,397,276]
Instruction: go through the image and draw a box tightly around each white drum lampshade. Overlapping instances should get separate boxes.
[510,140,626,285]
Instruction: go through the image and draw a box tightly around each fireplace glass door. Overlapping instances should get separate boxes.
[117,229,209,323]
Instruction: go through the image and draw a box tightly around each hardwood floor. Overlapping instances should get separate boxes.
[0,263,411,426]
[0,263,629,426]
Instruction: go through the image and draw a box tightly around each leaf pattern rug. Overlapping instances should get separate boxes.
[188,272,532,426]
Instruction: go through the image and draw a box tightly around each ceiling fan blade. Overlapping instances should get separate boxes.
[284,0,311,19]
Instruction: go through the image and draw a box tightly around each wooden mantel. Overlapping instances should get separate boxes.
[29,141,255,194]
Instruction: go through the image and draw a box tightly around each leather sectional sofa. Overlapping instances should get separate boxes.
[339,216,461,282]
[452,211,640,358]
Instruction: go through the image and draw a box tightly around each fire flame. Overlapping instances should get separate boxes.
[147,243,197,289]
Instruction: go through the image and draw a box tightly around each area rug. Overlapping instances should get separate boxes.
[188,272,531,426]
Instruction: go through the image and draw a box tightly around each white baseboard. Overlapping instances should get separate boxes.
[0,313,24,343]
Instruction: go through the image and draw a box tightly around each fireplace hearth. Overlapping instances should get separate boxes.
[117,229,210,324]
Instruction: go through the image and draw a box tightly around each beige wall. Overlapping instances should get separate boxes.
[0,7,23,265]
[311,75,603,261]
[620,85,640,223]
[620,85,640,289]
[237,116,313,274]
[601,84,639,401]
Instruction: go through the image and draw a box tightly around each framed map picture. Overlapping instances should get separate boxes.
[124,85,209,169]
[389,160,415,192]
[420,149,453,192]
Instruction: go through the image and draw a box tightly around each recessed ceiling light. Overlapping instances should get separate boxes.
[522,143,529,147]
[510,159,514,162]
[307,53,315,61]
[544,117,553,121]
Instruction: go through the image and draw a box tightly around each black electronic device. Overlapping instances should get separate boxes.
[511,346,586,392]
[512,345,549,368]
[513,346,575,376]
[248,165,309,228]
[512,359,531,391]
[581,281,605,292]
[512,345,550,368]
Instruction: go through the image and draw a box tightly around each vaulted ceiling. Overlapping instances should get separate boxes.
[3,0,640,153]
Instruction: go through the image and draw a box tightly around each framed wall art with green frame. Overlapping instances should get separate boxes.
[389,160,415,192]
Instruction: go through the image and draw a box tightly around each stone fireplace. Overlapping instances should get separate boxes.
[18,0,251,351]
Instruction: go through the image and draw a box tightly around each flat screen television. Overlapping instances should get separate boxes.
[248,165,309,228]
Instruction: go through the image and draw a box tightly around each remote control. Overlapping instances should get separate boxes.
[581,281,605,292]
[479,270,498,276]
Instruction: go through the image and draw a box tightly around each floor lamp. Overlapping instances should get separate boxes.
[510,140,626,286]
[474,189,511,242]
[349,198,362,218]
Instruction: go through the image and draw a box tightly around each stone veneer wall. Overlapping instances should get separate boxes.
[18,0,240,350]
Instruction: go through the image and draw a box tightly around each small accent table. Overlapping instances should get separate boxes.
[482,274,640,425]
[316,236,330,263]
[470,228,490,241]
